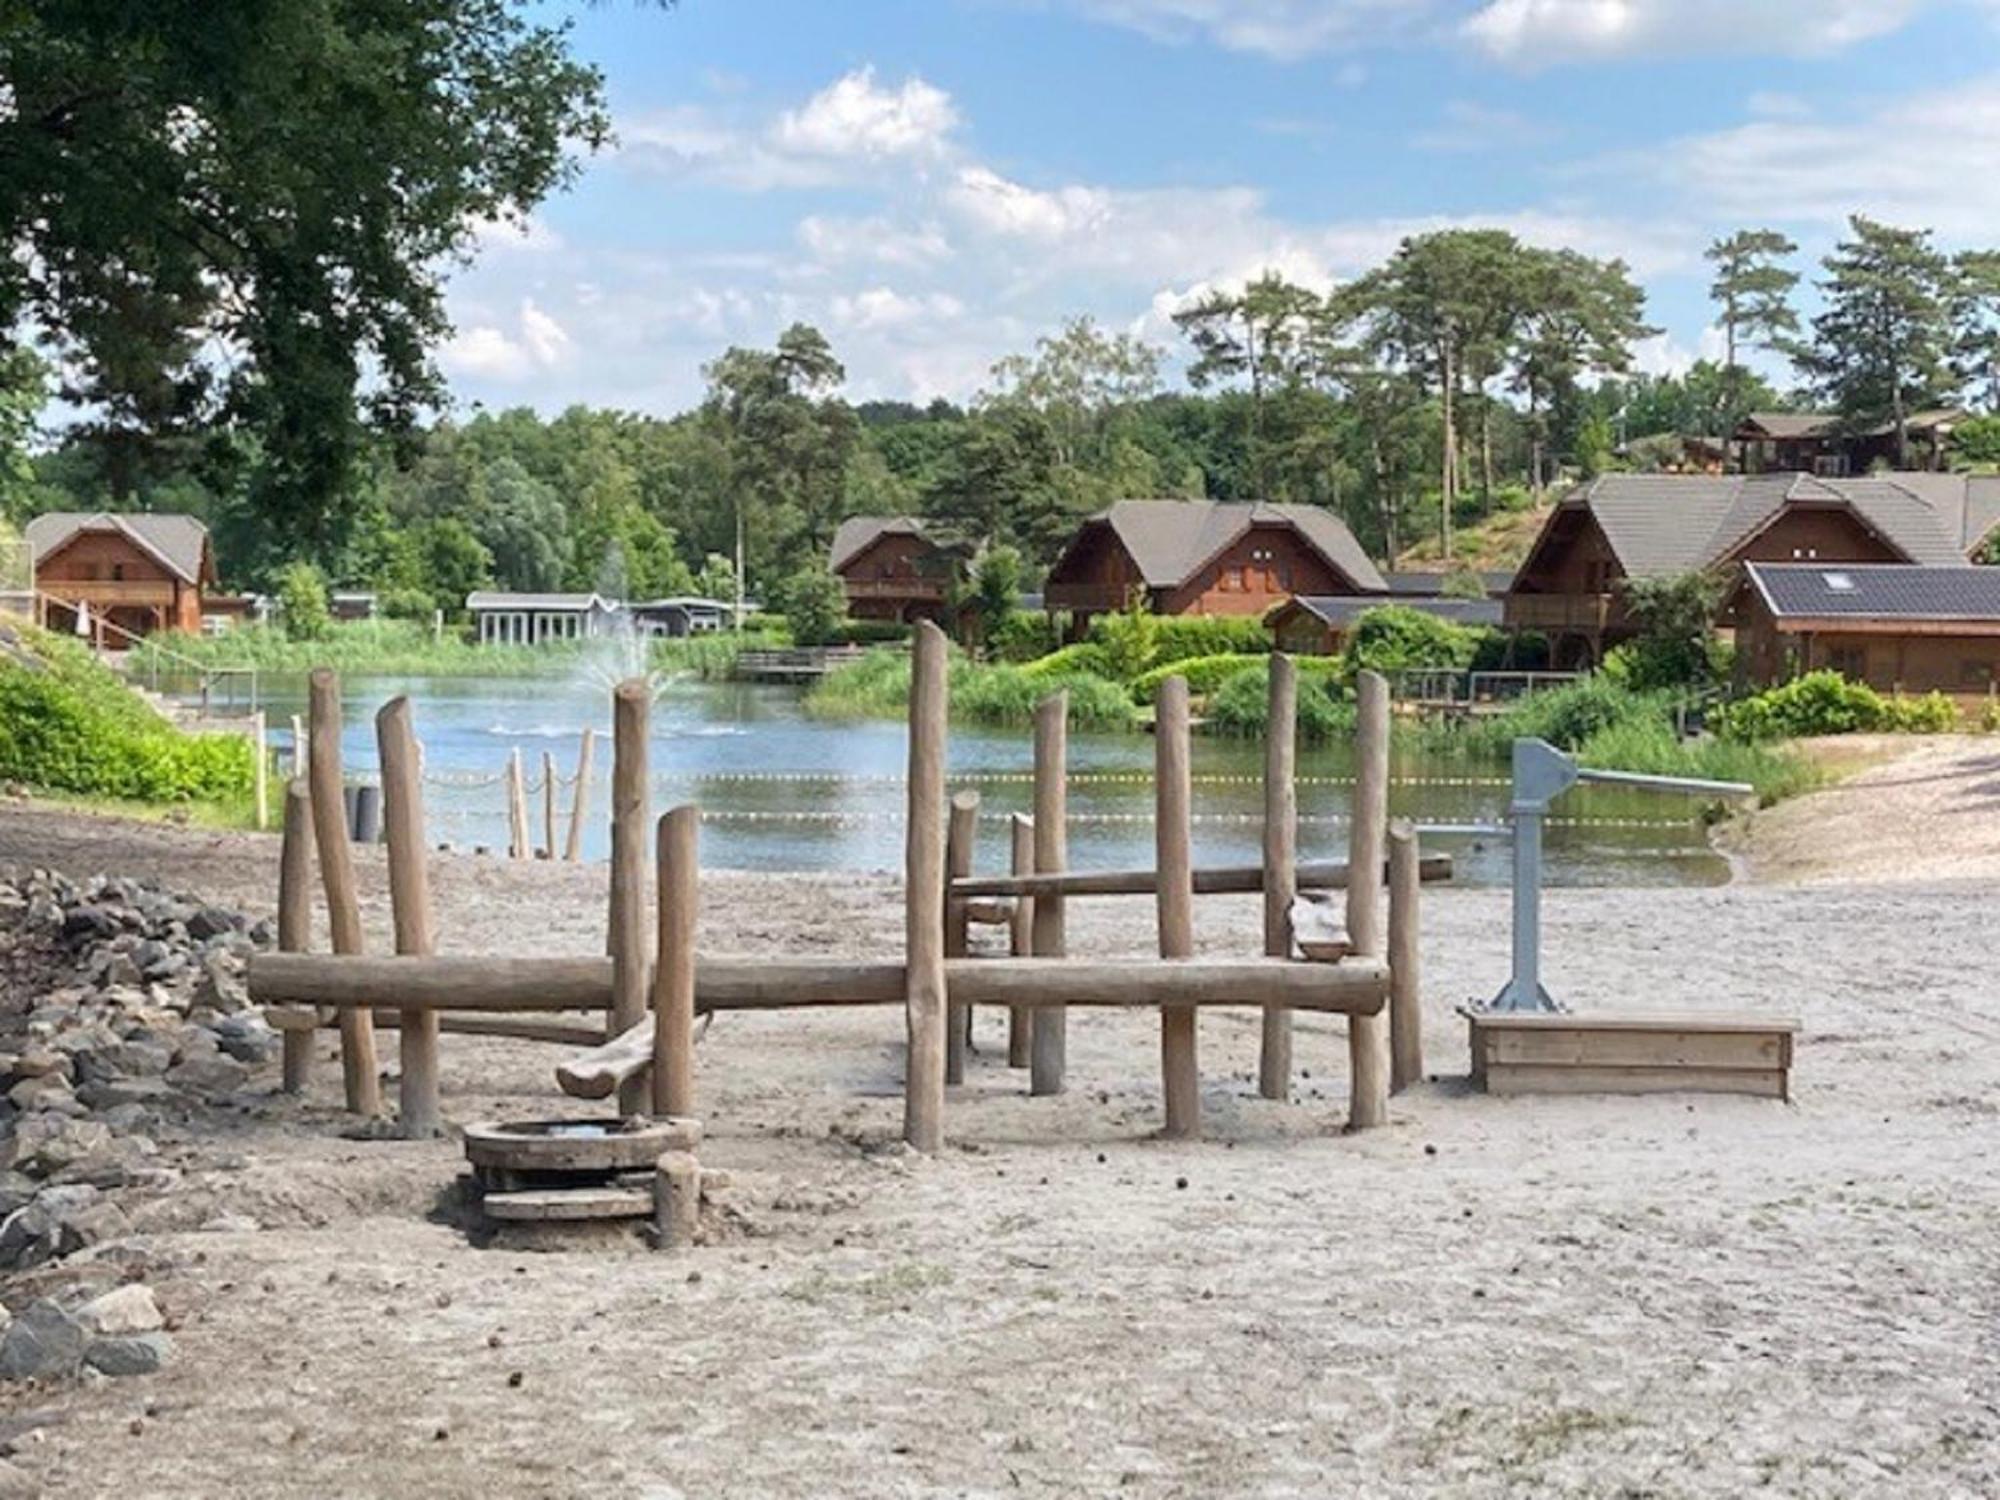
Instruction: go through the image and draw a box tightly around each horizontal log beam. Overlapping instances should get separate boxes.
[252,953,1387,1017]
[950,854,1452,901]
[262,1006,604,1048]
[556,1017,653,1100]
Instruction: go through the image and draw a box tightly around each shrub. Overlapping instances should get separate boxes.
[808,647,1137,730]
[1018,643,1115,682]
[831,618,911,646]
[1204,660,1354,744]
[1089,598,1159,681]
[779,568,848,647]
[989,610,1065,663]
[275,562,331,642]
[1148,615,1272,662]
[1615,572,1726,691]
[1341,605,1481,678]
[1713,671,1888,741]
[1467,676,1658,753]
[1880,690,1959,733]
[1575,719,1821,808]
[1131,652,1267,704]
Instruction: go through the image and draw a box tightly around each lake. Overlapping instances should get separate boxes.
[238,671,1730,887]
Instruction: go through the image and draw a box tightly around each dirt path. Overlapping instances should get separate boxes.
[2,782,1996,1497]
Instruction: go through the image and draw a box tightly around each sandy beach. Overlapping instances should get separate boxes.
[2,738,1997,1498]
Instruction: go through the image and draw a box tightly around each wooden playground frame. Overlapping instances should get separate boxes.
[250,623,1433,1148]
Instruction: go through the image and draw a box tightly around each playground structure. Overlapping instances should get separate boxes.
[250,624,1437,1181]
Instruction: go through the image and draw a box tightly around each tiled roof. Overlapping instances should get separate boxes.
[464,592,613,612]
[1745,562,2000,621]
[829,516,930,574]
[1063,499,1387,594]
[24,512,211,584]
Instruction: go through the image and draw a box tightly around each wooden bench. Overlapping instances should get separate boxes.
[1466,1011,1800,1101]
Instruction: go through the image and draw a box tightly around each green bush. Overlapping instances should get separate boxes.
[1147,615,1272,663]
[1714,671,1883,741]
[1341,605,1482,678]
[988,610,1065,663]
[1131,652,1267,704]
[831,618,911,646]
[1018,642,1116,683]
[1880,690,1960,733]
[1575,719,1821,808]
[807,647,1137,730]
[0,627,254,802]
[1203,660,1354,744]
[1466,676,1661,754]
[779,568,848,647]
[275,562,331,642]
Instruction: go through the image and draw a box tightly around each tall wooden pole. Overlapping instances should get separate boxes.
[1346,669,1391,1130]
[1029,691,1068,1097]
[1259,654,1297,1101]
[609,681,652,1114]
[506,748,530,860]
[1388,819,1423,1093]
[1156,676,1198,1138]
[541,749,558,860]
[565,726,595,863]
[904,621,948,1152]
[307,669,379,1116]
[653,805,699,1118]
[377,696,441,1138]
[1007,812,1035,1068]
[944,790,979,1085]
[251,710,269,831]
[278,780,316,1094]
[290,713,307,778]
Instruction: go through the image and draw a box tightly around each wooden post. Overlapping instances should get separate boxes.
[654,1151,700,1250]
[290,713,307,778]
[251,710,269,832]
[653,806,699,1118]
[944,790,979,1086]
[1029,691,1068,1097]
[1346,669,1391,1130]
[1259,653,1297,1101]
[376,696,442,1138]
[1389,820,1423,1093]
[904,620,949,1152]
[541,749,558,860]
[506,748,530,860]
[1007,812,1034,1068]
[278,780,316,1094]
[565,726,595,864]
[307,669,379,1116]
[609,681,652,1115]
[1156,676,1198,1138]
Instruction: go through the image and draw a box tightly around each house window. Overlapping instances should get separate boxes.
[1829,645,1866,679]
[1228,566,1245,592]
[111,564,125,582]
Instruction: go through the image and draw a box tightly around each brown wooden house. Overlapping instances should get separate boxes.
[1505,474,2000,668]
[1043,500,1386,631]
[1735,562,2000,702]
[25,512,218,646]
[829,517,968,623]
[1733,410,1966,476]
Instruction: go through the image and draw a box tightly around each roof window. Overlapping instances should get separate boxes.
[1822,572,1855,592]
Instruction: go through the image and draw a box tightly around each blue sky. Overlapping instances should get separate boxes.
[441,0,2000,414]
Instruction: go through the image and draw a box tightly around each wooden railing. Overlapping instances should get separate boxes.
[842,577,948,601]
[1502,592,1626,633]
[36,578,178,606]
[1044,582,1133,612]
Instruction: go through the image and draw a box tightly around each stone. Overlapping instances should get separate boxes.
[84,1332,173,1377]
[165,1055,248,1097]
[61,906,118,943]
[200,1212,260,1234]
[185,907,238,941]
[208,1014,279,1065]
[75,1077,172,1112]
[192,959,248,1015]
[75,1038,173,1085]
[99,953,143,989]
[0,1185,100,1268]
[8,1049,69,1082]
[4,1116,114,1177]
[7,1074,74,1113]
[76,1284,163,1336]
[0,1299,86,1381]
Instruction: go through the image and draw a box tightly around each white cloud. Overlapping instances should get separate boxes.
[773,67,958,159]
[1461,0,1923,64]
[440,299,573,383]
[830,286,967,331]
[1413,99,1555,153]
[946,166,1113,240]
[798,215,952,268]
[469,215,565,255]
[1656,71,2000,235]
[1064,1,1432,60]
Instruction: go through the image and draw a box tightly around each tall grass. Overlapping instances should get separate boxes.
[807,648,1138,730]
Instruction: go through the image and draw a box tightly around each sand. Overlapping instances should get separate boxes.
[2,743,1997,1498]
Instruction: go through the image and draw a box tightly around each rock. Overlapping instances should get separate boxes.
[0,1299,86,1381]
[200,1212,260,1234]
[8,1049,69,1082]
[75,1077,172,1112]
[0,1173,37,1219]
[208,1014,279,1066]
[192,958,248,1015]
[3,1116,114,1177]
[185,907,238,941]
[84,1332,173,1377]
[74,1038,173,1085]
[130,938,174,978]
[7,1074,74,1113]
[77,1284,163,1336]
[61,906,118,943]
[0,1185,100,1268]
[99,952,143,989]
[165,1055,248,1097]
[248,917,277,947]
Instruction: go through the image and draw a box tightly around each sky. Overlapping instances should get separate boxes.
[439,0,2000,416]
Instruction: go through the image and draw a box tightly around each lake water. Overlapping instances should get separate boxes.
[225,670,1729,888]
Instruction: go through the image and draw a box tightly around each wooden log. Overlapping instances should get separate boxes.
[1007,812,1034,1068]
[944,789,978,1086]
[653,805,698,1117]
[307,668,379,1116]
[251,710,269,832]
[277,780,316,1094]
[1259,653,1297,1100]
[1346,668,1391,1131]
[267,1007,603,1048]
[951,854,1452,900]
[564,726,595,863]
[1155,676,1198,1138]
[654,1151,701,1249]
[560,1016,652,1100]
[541,749,558,860]
[1029,691,1067,1097]
[252,952,1387,1015]
[506,748,530,860]
[903,620,948,1152]
[1388,819,1423,1094]
[377,695,442,1138]
[964,898,1012,925]
[609,680,652,1114]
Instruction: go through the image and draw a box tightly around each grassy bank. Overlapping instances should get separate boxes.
[129,622,786,681]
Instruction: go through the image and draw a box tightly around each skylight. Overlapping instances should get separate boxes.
[1822,572,1855,592]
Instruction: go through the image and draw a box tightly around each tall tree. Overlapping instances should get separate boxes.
[1706,230,1801,372]
[1798,217,1962,467]
[0,1,609,546]
[1173,272,1321,492]
[985,316,1161,470]
[1951,250,2000,412]
[1511,249,1655,490]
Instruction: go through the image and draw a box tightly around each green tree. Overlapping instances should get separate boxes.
[0,348,48,523]
[986,316,1161,471]
[1706,230,1800,371]
[0,2,608,543]
[1616,572,1725,690]
[1173,272,1323,492]
[276,561,331,642]
[780,568,847,647]
[1511,248,1655,489]
[418,518,492,621]
[1950,249,2000,411]
[1798,217,1963,466]
[969,544,1023,650]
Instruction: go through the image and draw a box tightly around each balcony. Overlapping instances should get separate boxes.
[842,577,948,602]
[37,579,179,607]
[1503,592,1627,634]
[1044,582,1135,613]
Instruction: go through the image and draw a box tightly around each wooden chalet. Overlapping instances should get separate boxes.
[1733,410,1966,477]
[1735,562,2000,701]
[24,511,218,645]
[1043,500,1386,631]
[1505,473,2000,668]
[828,517,968,623]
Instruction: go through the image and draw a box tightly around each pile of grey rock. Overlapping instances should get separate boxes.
[0,868,277,1294]
[0,1283,172,1382]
